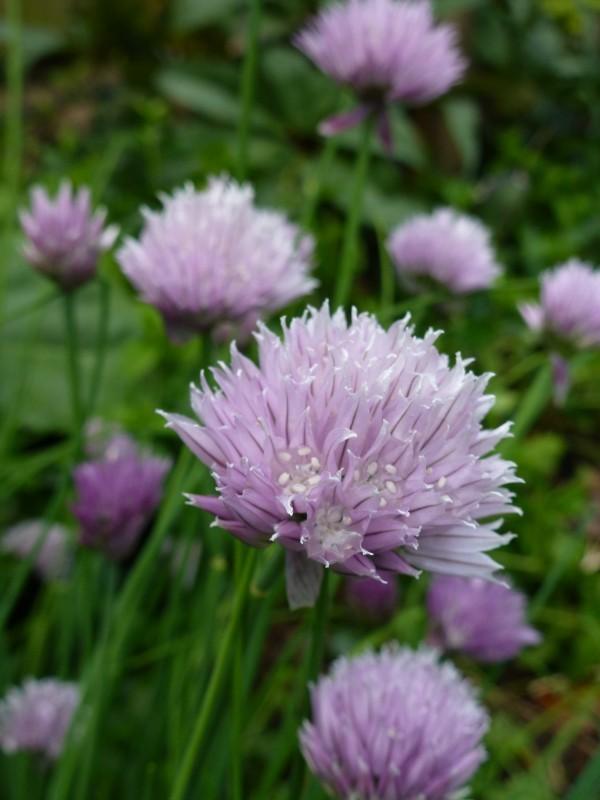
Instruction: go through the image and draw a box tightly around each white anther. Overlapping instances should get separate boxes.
[310,457,321,469]
[278,472,290,486]
[437,476,447,488]
[307,476,321,486]
[385,481,397,493]
[279,451,292,463]
[367,462,378,477]
[385,464,397,474]
[379,497,387,507]
[297,446,311,456]
[292,483,307,494]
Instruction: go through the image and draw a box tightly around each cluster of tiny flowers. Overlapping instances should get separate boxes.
[165,304,520,582]
[296,0,465,143]
[520,259,600,348]
[72,436,170,560]
[427,575,541,663]
[388,208,501,294]
[1,520,71,581]
[117,177,316,342]
[20,181,117,291]
[0,679,79,760]
[300,645,488,799]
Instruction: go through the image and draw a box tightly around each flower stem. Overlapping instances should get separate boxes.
[301,138,337,233]
[1,0,23,319]
[232,541,246,800]
[62,292,85,455]
[511,360,553,441]
[289,569,331,800]
[169,548,258,800]
[87,278,111,417]
[237,0,262,180]
[334,117,375,308]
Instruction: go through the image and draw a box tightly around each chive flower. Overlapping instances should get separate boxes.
[520,259,600,348]
[427,575,541,662]
[20,181,117,290]
[72,439,170,560]
[300,645,488,799]
[117,177,316,342]
[164,304,520,583]
[0,679,79,760]
[295,0,465,148]
[388,208,501,293]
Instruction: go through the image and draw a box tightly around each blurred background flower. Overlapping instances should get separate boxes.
[20,181,117,291]
[427,574,541,662]
[300,645,488,799]
[117,177,316,342]
[0,678,79,760]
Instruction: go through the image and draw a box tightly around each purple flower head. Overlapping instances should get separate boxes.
[295,0,466,147]
[300,645,488,799]
[0,678,79,760]
[519,259,600,348]
[345,575,398,619]
[20,181,118,291]
[72,440,170,560]
[117,177,316,343]
[427,575,541,662]
[164,304,520,584]
[388,208,501,294]
[1,520,71,581]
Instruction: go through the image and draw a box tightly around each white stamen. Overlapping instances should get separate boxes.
[292,483,307,494]
[385,464,397,474]
[278,472,290,486]
[279,451,292,463]
[297,446,311,456]
[385,480,397,493]
[367,462,378,476]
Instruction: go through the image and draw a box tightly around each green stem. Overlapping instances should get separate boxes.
[49,446,195,800]
[237,0,262,180]
[75,561,118,800]
[334,117,374,308]
[1,0,23,319]
[170,549,258,800]
[62,293,85,453]
[511,361,553,441]
[301,138,337,233]
[0,288,60,328]
[289,570,331,800]
[87,279,111,417]
[231,542,246,800]
[0,468,71,631]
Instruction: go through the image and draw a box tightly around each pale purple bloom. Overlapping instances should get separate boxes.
[164,304,520,583]
[117,177,316,342]
[72,440,170,560]
[300,645,488,799]
[295,0,466,148]
[388,208,501,293]
[1,520,71,581]
[20,181,117,290]
[345,575,398,618]
[427,575,541,662]
[0,678,79,760]
[519,259,600,348]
